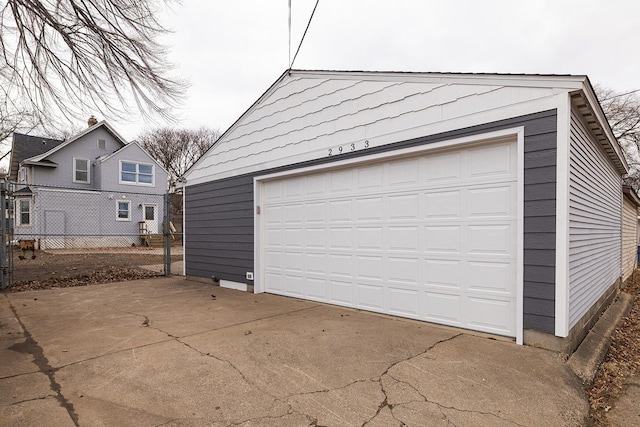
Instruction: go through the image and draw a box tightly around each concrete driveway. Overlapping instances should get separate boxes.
[1,277,588,426]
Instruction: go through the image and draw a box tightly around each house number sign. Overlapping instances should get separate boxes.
[328,140,370,156]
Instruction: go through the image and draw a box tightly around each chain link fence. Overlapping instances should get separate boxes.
[1,181,183,290]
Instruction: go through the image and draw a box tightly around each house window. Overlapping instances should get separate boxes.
[19,199,30,225]
[120,161,154,186]
[18,167,26,183]
[116,200,131,221]
[74,158,90,183]
[97,139,106,150]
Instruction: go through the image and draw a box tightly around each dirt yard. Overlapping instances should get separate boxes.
[8,247,183,292]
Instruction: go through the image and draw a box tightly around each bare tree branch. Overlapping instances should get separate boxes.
[137,127,219,191]
[0,0,186,126]
[595,85,640,191]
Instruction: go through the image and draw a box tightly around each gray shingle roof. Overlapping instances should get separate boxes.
[8,133,64,179]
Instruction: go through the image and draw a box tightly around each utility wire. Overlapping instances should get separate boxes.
[290,0,320,69]
[601,88,640,101]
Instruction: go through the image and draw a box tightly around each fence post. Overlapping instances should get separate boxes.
[163,192,171,276]
[0,180,8,289]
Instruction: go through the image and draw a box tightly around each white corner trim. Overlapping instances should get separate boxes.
[253,177,263,294]
[182,187,186,276]
[516,127,525,345]
[555,93,571,337]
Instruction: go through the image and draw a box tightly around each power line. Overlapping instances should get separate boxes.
[290,0,320,69]
[601,88,640,101]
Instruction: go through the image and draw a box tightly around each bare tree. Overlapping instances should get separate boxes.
[137,127,220,190]
[595,85,640,190]
[0,0,185,126]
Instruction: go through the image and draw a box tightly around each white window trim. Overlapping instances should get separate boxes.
[73,157,90,184]
[18,198,31,226]
[119,160,155,186]
[116,200,131,221]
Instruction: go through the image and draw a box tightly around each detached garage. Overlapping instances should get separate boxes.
[182,70,628,352]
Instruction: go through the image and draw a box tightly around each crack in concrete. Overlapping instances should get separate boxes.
[8,394,57,406]
[6,301,80,427]
[362,333,462,427]
[0,369,42,380]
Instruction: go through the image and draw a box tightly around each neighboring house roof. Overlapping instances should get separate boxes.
[8,133,64,180]
[183,69,628,184]
[23,120,127,164]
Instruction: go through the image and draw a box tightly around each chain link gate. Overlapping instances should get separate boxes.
[1,180,180,290]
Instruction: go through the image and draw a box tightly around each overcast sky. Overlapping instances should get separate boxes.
[30,0,640,145]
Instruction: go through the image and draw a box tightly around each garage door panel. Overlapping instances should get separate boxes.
[423,259,461,288]
[423,292,462,324]
[424,151,462,182]
[305,202,326,222]
[330,199,353,221]
[356,255,384,281]
[388,158,420,187]
[388,257,419,284]
[356,197,383,220]
[468,225,513,255]
[356,227,383,251]
[285,275,305,297]
[356,283,385,310]
[424,225,461,253]
[305,174,326,195]
[389,287,420,316]
[388,193,419,219]
[469,143,514,178]
[330,227,353,249]
[306,277,328,301]
[468,297,515,334]
[388,226,419,252]
[306,253,327,274]
[329,254,353,277]
[283,228,304,248]
[424,190,461,218]
[357,164,384,190]
[468,186,514,217]
[330,280,354,305]
[261,139,518,337]
[468,261,514,294]
[330,170,353,193]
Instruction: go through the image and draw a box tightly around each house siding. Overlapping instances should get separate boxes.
[622,197,638,282]
[185,109,557,332]
[568,109,622,330]
[31,127,122,190]
[99,143,168,194]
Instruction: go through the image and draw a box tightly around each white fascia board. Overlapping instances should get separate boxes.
[555,92,571,337]
[289,69,587,90]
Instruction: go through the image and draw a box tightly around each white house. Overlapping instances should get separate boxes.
[181,70,628,352]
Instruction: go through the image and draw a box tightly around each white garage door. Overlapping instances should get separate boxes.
[259,139,518,336]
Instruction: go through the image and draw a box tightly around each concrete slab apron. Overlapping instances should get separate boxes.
[2,278,589,427]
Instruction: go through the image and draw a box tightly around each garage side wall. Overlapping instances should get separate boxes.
[568,109,622,330]
[184,110,557,332]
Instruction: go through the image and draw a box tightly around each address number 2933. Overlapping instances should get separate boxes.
[328,140,370,156]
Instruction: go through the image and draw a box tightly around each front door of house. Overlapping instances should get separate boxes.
[143,204,158,234]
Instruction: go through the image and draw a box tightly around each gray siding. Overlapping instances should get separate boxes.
[185,110,557,333]
[99,143,169,194]
[32,127,122,190]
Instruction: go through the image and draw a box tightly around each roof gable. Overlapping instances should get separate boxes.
[98,141,169,175]
[183,70,627,185]
[24,121,127,164]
